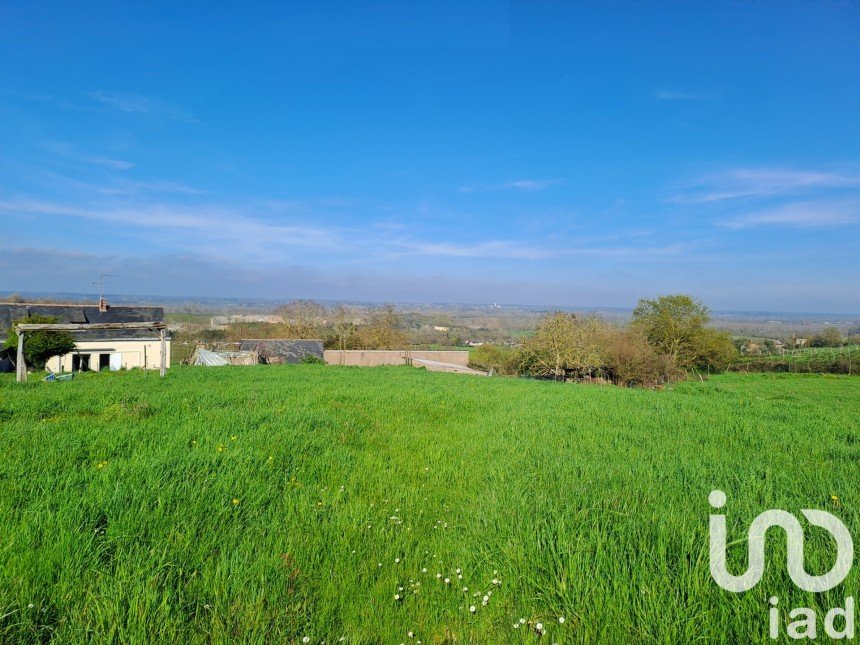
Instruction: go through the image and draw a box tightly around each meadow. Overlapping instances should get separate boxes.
[1,366,858,643]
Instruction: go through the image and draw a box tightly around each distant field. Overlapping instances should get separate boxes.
[732,345,860,374]
[1,367,858,642]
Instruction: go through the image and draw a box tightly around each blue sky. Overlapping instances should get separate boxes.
[1,1,858,312]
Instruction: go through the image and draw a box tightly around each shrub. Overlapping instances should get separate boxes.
[603,328,685,387]
[469,344,518,375]
[3,315,75,370]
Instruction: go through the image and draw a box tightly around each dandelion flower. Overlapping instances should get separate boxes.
[232,498,239,505]
[230,435,237,441]
[832,494,840,501]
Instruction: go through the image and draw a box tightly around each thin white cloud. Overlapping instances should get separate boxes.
[97,179,203,196]
[404,239,687,260]
[460,178,563,193]
[0,199,341,260]
[723,200,860,229]
[656,90,721,101]
[43,141,133,170]
[671,167,860,204]
[88,91,201,123]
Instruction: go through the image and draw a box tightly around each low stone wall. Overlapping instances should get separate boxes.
[323,350,470,367]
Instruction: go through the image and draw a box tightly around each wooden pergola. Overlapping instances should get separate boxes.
[14,322,168,383]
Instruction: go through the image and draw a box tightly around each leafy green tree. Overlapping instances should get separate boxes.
[810,326,843,348]
[632,294,735,371]
[4,315,75,370]
[517,312,608,379]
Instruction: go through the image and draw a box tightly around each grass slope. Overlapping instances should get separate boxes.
[1,367,859,643]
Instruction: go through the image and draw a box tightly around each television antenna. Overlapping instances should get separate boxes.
[93,274,118,301]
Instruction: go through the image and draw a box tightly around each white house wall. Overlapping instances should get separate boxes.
[46,339,171,372]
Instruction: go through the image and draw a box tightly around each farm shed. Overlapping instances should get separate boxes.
[239,339,323,364]
[0,301,169,373]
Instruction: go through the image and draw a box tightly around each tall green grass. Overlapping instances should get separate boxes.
[1,367,858,642]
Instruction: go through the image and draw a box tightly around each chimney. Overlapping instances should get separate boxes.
[98,297,109,313]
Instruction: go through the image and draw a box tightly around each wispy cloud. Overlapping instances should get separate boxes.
[722,200,860,229]
[655,90,721,101]
[460,178,563,193]
[403,239,687,260]
[671,166,860,204]
[0,199,341,260]
[88,91,201,123]
[97,179,203,196]
[43,141,133,170]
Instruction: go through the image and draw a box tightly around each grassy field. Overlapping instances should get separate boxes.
[1,367,858,643]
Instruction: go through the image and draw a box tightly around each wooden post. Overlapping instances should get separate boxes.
[159,328,167,377]
[16,329,26,383]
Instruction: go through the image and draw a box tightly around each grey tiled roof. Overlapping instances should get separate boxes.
[0,303,166,341]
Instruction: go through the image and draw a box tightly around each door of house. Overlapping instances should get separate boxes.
[110,353,122,371]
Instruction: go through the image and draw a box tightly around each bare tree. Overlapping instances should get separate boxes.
[274,299,326,338]
[358,304,407,349]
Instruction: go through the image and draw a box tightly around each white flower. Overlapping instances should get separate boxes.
[462,587,468,592]
[456,568,461,574]
[394,594,401,600]
[436,573,442,579]
[444,578,450,584]
[408,631,414,638]
[421,568,427,573]
[482,595,488,602]
[302,638,310,644]
[469,605,476,613]
[519,618,526,624]
[559,616,565,624]
[536,622,544,633]
[395,558,400,563]
[27,604,34,609]
[513,624,519,629]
